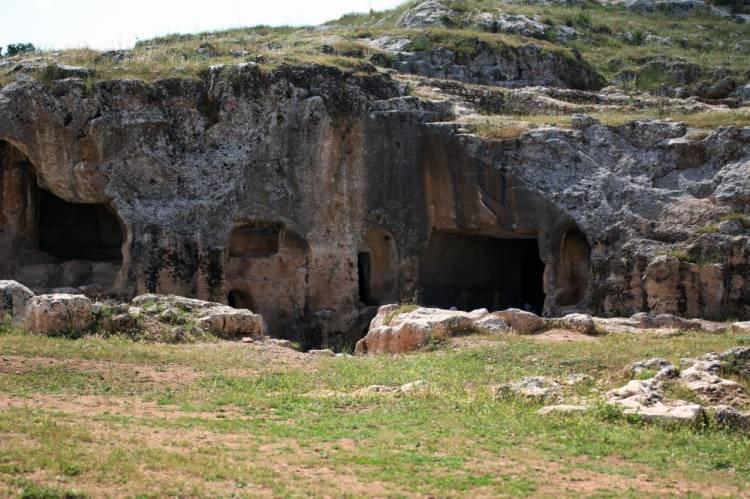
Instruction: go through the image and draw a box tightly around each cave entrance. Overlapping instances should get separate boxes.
[0,139,124,290]
[557,228,591,307]
[419,232,545,313]
[227,289,256,310]
[358,228,399,306]
[38,188,124,262]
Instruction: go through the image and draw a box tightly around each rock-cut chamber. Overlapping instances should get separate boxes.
[419,231,546,313]
[0,140,125,291]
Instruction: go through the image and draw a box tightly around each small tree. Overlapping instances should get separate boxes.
[6,43,35,57]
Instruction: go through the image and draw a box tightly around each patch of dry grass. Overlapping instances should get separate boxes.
[467,109,750,139]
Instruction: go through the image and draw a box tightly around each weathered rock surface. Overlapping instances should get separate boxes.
[494,376,563,401]
[397,0,455,27]
[355,306,489,355]
[555,313,597,335]
[132,294,265,339]
[24,294,93,335]
[495,309,546,334]
[607,348,750,427]
[0,280,34,322]
[381,41,605,90]
[0,57,748,348]
[613,56,739,98]
[473,13,550,38]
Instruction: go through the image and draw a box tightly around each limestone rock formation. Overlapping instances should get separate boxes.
[397,0,455,28]
[0,280,34,322]
[472,13,550,38]
[493,376,562,401]
[495,309,546,334]
[607,348,750,427]
[555,313,597,335]
[355,306,492,355]
[0,4,748,349]
[132,294,265,339]
[380,41,605,90]
[24,294,94,335]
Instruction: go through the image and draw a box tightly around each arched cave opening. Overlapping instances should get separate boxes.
[227,288,256,310]
[38,188,124,262]
[557,227,591,307]
[0,140,124,290]
[419,231,546,313]
[358,228,399,306]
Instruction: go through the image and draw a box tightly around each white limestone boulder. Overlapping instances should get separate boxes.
[24,294,93,335]
[132,294,265,339]
[495,308,546,334]
[355,306,482,355]
[0,280,35,323]
[556,313,598,335]
[493,376,562,401]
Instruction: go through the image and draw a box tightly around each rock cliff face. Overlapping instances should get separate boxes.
[0,63,748,346]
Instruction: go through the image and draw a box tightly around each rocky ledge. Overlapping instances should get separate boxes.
[519,347,750,432]
[355,304,749,355]
[1,280,264,341]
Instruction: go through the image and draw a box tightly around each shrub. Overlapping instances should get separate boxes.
[6,43,35,57]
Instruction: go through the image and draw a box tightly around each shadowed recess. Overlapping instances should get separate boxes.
[420,231,545,313]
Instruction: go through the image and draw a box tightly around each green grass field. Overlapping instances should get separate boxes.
[1,327,749,497]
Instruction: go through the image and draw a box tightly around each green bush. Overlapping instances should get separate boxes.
[6,43,35,57]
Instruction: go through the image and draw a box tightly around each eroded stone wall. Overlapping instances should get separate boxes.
[0,66,747,345]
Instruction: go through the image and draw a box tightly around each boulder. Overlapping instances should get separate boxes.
[24,294,93,335]
[557,313,597,335]
[472,314,510,333]
[397,0,455,28]
[622,402,705,424]
[495,308,546,334]
[678,350,749,407]
[627,358,678,379]
[732,322,750,334]
[355,306,478,354]
[195,306,265,339]
[473,13,549,38]
[132,294,265,339]
[493,376,562,401]
[711,405,750,431]
[630,312,703,330]
[0,280,34,322]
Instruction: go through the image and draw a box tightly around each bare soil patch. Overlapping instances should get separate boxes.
[532,329,600,343]
[0,355,199,386]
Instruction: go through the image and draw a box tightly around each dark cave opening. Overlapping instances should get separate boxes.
[357,228,400,306]
[38,188,124,262]
[557,227,591,307]
[357,251,372,305]
[419,232,546,313]
[227,288,256,311]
